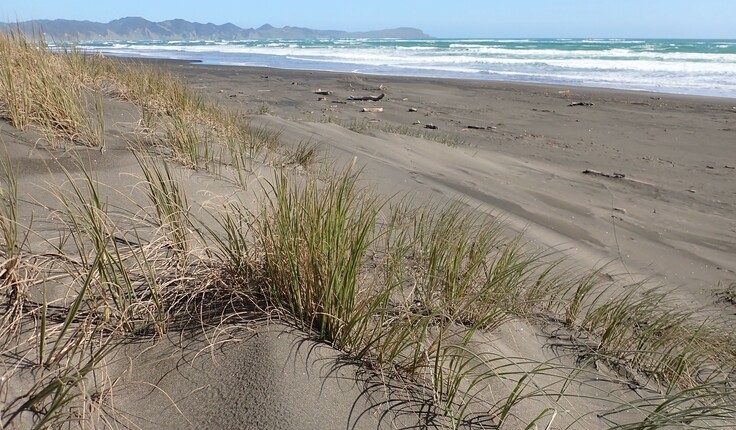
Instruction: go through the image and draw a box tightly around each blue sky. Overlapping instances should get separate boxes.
[2,1,735,38]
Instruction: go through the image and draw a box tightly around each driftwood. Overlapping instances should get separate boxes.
[569,102,594,107]
[361,107,383,113]
[349,93,385,101]
[582,169,625,179]
[583,169,661,189]
[313,89,332,95]
[466,125,486,130]
[424,124,438,130]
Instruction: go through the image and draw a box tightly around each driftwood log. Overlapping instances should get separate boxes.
[349,93,385,101]
[582,169,663,190]
[361,107,383,113]
[313,89,332,95]
[582,169,625,179]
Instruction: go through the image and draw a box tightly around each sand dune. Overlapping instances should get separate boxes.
[2,58,735,429]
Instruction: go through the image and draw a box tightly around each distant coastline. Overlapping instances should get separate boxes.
[0,17,431,41]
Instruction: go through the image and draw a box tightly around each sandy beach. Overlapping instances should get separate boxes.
[2,55,735,429]
[172,62,736,298]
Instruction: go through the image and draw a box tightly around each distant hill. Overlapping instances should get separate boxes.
[0,17,430,41]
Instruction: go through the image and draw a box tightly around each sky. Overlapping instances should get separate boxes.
[1,1,735,39]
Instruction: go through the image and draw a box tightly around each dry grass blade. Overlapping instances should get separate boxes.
[0,154,20,257]
[133,150,191,260]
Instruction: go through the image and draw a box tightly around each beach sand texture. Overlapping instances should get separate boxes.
[1,54,735,429]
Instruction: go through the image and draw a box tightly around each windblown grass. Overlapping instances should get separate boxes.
[716,281,736,306]
[1,29,279,179]
[132,149,194,269]
[280,140,320,169]
[0,29,105,147]
[0,155,20,258]
[603,382,736,429]
[1,154,238,428]
[193,156,735,427]
[258,168,380,345]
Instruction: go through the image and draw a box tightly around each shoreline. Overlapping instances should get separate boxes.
[116,55,736,101]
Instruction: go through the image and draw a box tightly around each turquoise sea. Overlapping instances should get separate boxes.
[74,38,736,98]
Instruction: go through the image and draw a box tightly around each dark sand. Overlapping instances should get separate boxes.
[170,63,736,300]
[2,61,735,428]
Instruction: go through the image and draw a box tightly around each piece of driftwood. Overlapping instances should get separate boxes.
[313,89,332,95]
[408,107,418,112]
[569,101,594,107]
[583,169,660,189]
[467,125,486,130]
[424,124,438,130]
[582,169,625,179]
[349,93,385,101]
[361,107,383,113]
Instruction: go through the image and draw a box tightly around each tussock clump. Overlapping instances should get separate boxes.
[0,30,105,147]
[258,168,380,346]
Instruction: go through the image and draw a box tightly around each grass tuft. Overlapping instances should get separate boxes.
[0,30,105,147]
[258,167,380,346]
[133,150,192,261]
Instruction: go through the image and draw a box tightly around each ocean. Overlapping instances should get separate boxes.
[74,38,736,98]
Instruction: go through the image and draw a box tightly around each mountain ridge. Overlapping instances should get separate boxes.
[0,17,431,40]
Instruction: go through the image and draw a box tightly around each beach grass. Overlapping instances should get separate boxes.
[0,29,105,147]
[0,155,20,258]
[716,281,736,306]
[258,167,380,346]
[0,30,734,429]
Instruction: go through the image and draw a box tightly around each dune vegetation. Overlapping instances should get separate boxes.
[1,29,735,429]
